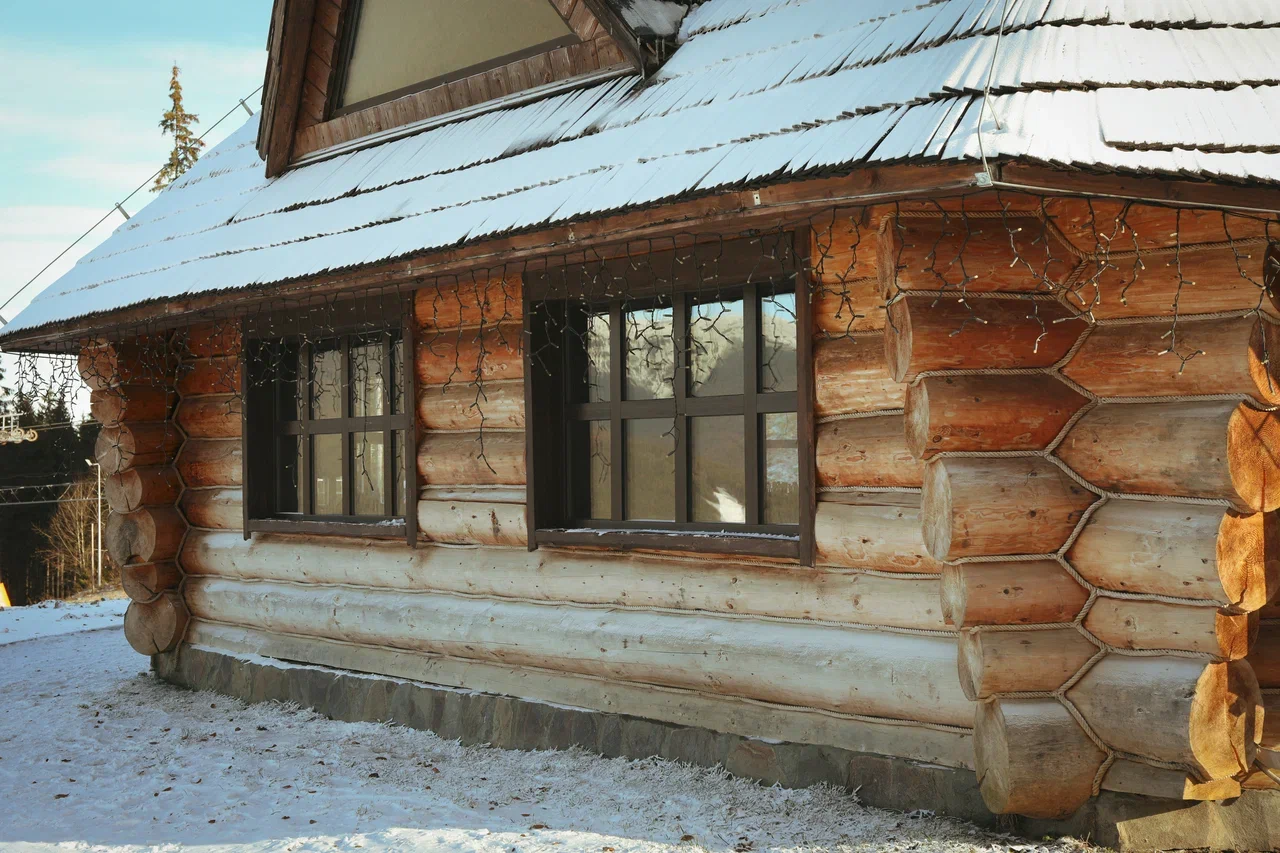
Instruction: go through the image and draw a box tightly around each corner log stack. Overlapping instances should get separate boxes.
[175,324,246,534]
[80,337,190,655]
[884,209,1275,820]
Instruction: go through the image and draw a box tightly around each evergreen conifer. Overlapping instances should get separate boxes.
[152,64,205,192]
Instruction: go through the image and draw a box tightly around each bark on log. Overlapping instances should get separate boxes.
[177,439,243,488]
[418,431,525,486]
[123,592,190,656]
[418,380,524,431]
[941,561,1089,627]
[176,356,242,398]
[180,323,241,359]
[182,530,950,632]
[416,324,523,387]
[122,562,181,603]
[181,488,244,531]
[415,274,523,330]
[1248,621,1280,687]
[905,375,1088,459]
[1055,401,1280,512]
[1067,656,1263,780]
[816,416,921,489]
[95,424,183,475]
[813,335,904,416]
[959,628,1098,699]
[175,395,241,439]
[106,506,186,566]
[922,457,1096,561]
[1084,599,1258,660]
[974,698,1106,819]
[1068,502,1280,612]
[105,466,183,514]
[885,296,1088,383]
[878,215,1078,297]
[813,280,885,335]
[184,575,974,726]
[1100,759,1242,802]
[1061,316,1280,404]
[814,501,943,573]
[89,386,173,426]
[418,499,527,547]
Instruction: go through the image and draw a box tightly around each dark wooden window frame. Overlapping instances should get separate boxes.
[242,294,418,544]
[523,235,816,562]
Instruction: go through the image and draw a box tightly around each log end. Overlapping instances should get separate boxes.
[1190,659,1263,780]
[903,382,929,460]
[1217,510,1280,613]
[875,218,903,301]
[883,298,912,384]
[1249,318,1280,406]
[123,592,190,656]
[921,459,953,562]
[1227,405,1280,513]
[122,562,182,603]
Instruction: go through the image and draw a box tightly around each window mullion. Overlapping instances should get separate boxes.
[301,341,313,517]
[383,330,395,517]
[341,335,353,517]
[743,283,761,527]
[609,301,624,523]
[673,292,689,525]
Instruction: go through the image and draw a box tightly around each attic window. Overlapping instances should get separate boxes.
[334,0,579,115]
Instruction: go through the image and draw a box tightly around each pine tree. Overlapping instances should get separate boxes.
[152,64,205,192]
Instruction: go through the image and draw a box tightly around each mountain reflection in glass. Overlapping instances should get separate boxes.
[761,291,797,393]
[624,304,674,400]
[689,297,744,397]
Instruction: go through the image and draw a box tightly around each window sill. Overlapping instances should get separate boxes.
[535,528,801,560]
[247,518,408,540]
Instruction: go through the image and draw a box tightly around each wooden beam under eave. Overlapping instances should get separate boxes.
[263,0,318,178]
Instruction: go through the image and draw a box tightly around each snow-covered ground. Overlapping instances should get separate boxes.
[0,619,1090,852]
[0,597,129,645]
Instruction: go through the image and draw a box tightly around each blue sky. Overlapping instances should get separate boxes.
[0,0,270,324]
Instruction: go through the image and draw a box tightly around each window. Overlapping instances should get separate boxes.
[244,298,416,540]
[525,239,813,560]
[334,0,579,115]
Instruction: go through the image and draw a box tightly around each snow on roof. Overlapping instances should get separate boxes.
[7,0,1280,339]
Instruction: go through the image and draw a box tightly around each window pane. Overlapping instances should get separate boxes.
[311,343,342,420]
[761,291,798,393]
[689,296,745,397]
[278,435,302,514]
[624,304,675,400]
[588,421,611,520]
[351,337,387,418]
[352,432,387,516]
[392,336,405,416]
[625,419,675,521]
[691,416,746,524]
[393,431,407,516]
[764,413,800,524]
[313,433,344,515]
[586,311,611,403]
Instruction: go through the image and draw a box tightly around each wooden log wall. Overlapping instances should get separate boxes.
[877,200,1280,819]
[414,273,528,546]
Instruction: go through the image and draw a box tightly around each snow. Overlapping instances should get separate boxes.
[0,628,1092,852]
[0,597,128,646]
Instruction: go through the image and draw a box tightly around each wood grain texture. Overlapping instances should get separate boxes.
[106,506,186,566]
[416,323,523,387]
[813,335,904,416]
[95,424,183,475]
[181,487,244,531]
[122,562,181,604]
[814,501,943,574]
[418,431,525,486]
[1084,599,1257,660]
[105,466,183,514]
[124,592,190,656]
[941,561,1089,628]
[175,394,242,439]
[959,628,1098,699]
[418,380,524,431]
[415,275,524,330]
[417,499,527,547]
[816,415,921,489]
[177,439,244,488]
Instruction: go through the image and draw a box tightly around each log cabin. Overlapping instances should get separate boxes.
[4,1,1280,848]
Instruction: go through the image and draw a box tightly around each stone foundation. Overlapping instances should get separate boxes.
[154,644,1280,851]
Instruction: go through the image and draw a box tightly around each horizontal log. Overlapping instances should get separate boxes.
[180,487,243,531]
[89,386,173,427]
[808,212,878,288]
[816,415,921,489]
[177,439,243,488]
[418,499,526,547]
[813,335,904,416]
[421,485,526,504]
[182,530,949,632]
[95,424,183,475]
[121,562,181,603]
[415,274,523,330]
[814,501,943,574]
[878,215,1078,296]
[1067,656,1262,780]
[416,324,523,387]
[813,279,885,334]
[105,466,183,514]
[1068,502,1280,612]
[190,619,974,770]
[176,356,241,398]
[78,339,171,391]
[1248,621,1280,687]
[123,592,189,656]
[180,323,241,359]
[885,296,1088,383]
[1100,759,1241,802]
[419,380,524,431]
[1061,316,1280,404]
[959,627,1098,700]
[974,698,1106,819]
[184,575,973,726]
[905,375,1088,459]
[175,395,241,439]
[1045,199,1277,253]
[1084,599,1258,660]
[106,506,186,566]
[1056,401,1280,511]
[418,431,524,486]
[922,457,1097,561]
[941,561,1089,628]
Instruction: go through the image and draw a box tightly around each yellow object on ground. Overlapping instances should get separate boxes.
[0,583,10,608]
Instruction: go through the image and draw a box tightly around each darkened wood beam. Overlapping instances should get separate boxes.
[577,0,650,74]
[262,0,318,178]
